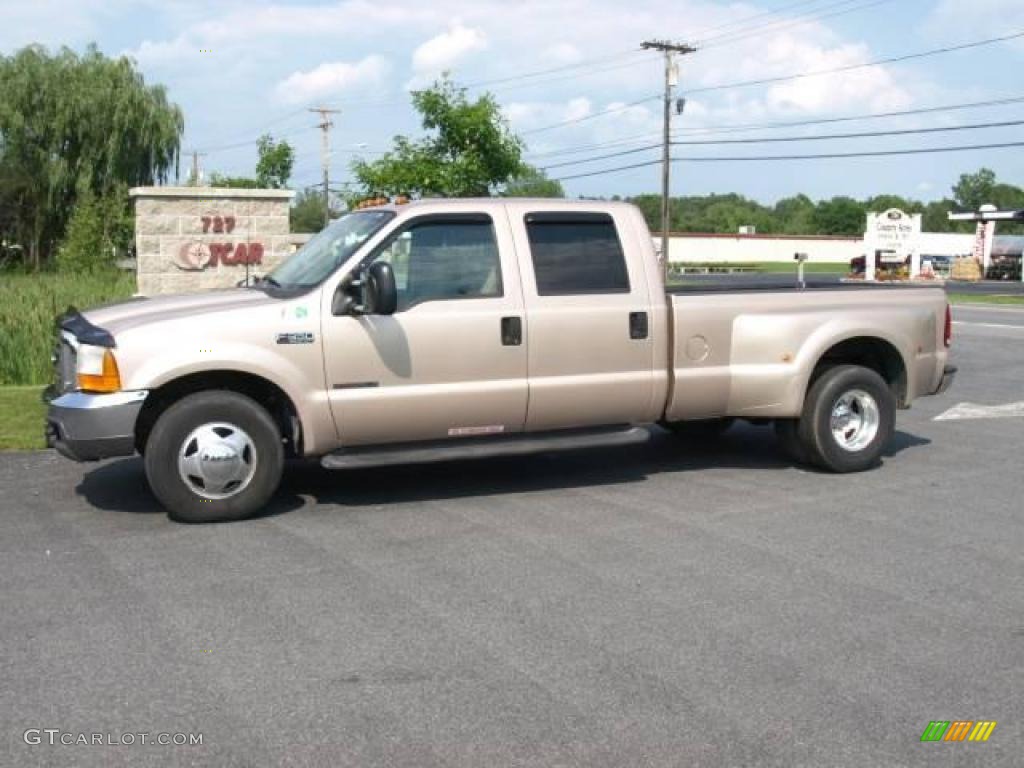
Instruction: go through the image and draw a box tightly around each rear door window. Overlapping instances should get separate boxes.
[525,213,630,296]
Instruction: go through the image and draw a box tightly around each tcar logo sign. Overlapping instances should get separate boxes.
[175,241,265,271]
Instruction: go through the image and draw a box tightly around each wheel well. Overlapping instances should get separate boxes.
[135,371,303,457]
[812,337,908,407]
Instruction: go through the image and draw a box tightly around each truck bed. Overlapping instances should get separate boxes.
[664,284,949,422]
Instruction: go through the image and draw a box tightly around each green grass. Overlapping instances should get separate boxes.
[947,293,1024,306]
[0,271,135,386]
[669,261,846,275]
[0,386,47,450]
[754,262,847,274]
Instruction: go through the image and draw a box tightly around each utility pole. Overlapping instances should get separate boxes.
[186,150,207,186]
[641,40,697,278]
[309,106,341,227]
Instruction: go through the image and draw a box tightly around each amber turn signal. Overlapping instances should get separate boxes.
[78,349,122,393]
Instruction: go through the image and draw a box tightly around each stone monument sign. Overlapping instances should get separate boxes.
[129,186,298,295]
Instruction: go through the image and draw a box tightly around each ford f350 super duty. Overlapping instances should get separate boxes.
[45,199,955,522]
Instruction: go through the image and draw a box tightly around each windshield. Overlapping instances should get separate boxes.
[266,210,395,289]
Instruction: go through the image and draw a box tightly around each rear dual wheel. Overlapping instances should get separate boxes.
[777,365,895,473]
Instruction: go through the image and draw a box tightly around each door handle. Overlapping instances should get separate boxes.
[629,311,649,340]
[501,316,523,346]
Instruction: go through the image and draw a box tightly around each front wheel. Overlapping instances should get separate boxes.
[796,365,895,473]
[144,391,284,523]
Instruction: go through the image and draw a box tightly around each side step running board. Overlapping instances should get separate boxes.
[321,425,649,470]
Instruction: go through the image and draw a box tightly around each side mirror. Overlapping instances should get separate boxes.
[332,261,398,316]
[363,261,398,315]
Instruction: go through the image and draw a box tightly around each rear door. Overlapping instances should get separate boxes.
[507,205,657,431]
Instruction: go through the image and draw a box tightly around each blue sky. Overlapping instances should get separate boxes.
[2,0,1022,204]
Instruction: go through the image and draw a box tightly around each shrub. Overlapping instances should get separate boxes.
[55,187,133,274]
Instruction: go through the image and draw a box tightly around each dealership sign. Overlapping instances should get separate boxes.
[863,209,923,279]
[867,208,921,259]
[175,214,265,271]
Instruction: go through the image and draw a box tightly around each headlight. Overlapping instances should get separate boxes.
[77,344,121,393]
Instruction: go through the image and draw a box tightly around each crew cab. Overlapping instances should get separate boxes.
[46,199,955,522]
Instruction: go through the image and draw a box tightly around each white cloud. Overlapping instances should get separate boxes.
[927,0,1024,39]
[408,21,487,88]
[274,55,391,104]
[762,40,912,114]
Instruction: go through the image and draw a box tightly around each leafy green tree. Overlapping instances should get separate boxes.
[774,194,816,235]
[922,199,956,233]
[0,44,183,269]
[207,173,261,189]
[503,166,564,197]
[811,197,866,236]
[952,168,997,212]
[255,134,295,189]
[352,76,524,198]
[865,195,919,214]
[290,188,329,233]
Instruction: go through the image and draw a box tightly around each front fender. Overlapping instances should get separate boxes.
[123,342,334,456]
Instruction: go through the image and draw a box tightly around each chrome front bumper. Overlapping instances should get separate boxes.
[45,390,148,462]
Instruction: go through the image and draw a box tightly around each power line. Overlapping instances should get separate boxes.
[525,93,1024,160]
[551,141,1024,181]
[673,94,1024,137]
[540,118,1024,170]
[675,118,1024,146]
[688,29,1024,95]
[520,94,661,135]
[699,0,894,49]
[462,49,642,89]
[688,0,828,42]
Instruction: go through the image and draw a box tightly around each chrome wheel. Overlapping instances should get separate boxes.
[177,422,258,500]
[830,389,880,452]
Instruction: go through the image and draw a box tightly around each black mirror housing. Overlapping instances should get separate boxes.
[333,262,398,316]
[363,262,398,315]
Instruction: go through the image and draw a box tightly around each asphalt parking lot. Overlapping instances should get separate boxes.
[1,305,1021,767]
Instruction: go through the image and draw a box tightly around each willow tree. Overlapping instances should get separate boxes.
[0,45,184,268]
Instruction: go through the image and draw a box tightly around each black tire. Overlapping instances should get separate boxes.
[797,365,895,473]
[143,391,284,523]
[774,419,811,465]
[662,417,735,440]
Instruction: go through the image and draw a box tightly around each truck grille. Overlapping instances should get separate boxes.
[53,335,77,395]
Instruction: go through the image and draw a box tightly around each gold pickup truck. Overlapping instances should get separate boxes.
[46,199,955,522]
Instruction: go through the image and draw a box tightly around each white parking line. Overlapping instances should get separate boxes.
[935,401,1024,421]
[952,321,1024,331]
[952,303,1024,315]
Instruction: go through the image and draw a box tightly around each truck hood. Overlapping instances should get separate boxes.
[82,289,282,339]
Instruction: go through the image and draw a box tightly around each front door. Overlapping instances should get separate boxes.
[322,212,528,447]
